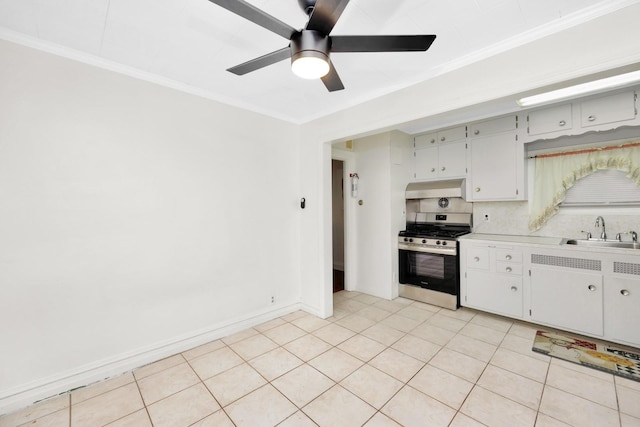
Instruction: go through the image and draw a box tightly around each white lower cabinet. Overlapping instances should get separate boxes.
[466,270,523,318]
[460,237,640,348]
[461,243,523,318]
[530,266,603,336]
[604,259,640,346]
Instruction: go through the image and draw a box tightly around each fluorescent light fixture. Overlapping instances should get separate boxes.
[291,54,330,79]
[517,70,640,107]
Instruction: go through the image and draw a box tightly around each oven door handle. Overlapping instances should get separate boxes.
[398,244,456,256]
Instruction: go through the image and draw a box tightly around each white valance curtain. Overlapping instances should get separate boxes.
[529,141,640,231]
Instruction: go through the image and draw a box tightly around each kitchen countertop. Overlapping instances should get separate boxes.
[459,233,564,245]
[460,233,640,254]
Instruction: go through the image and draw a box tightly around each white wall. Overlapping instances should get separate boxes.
[0,40,301,412]
[350,131,412,299]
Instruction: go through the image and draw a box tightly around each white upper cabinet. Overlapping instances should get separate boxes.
[580,91,637,128]
[414,126,467,180]
[523,88,639,142]
[414,126,466,149]
[467,116,525,201]
[468,133,520,200]
[527,103,573,137]
[469,115,517,137]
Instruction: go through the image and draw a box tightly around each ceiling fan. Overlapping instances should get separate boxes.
[207,0,436,92]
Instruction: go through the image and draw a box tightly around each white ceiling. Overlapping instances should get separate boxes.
[0,0,634,124]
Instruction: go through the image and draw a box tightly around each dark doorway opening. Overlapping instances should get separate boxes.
[332,159,345,293]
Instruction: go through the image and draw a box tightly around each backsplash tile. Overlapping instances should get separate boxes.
[472,202,640,239]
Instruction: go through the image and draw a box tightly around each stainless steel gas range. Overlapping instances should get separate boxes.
[398,180,473,310]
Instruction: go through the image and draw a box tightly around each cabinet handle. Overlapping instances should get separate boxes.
[621,289,630,296]
[474,257,480,262]
[505,267,512,273]
[587,115,596,122]
[431,168,436,172]
[474,130,480,135]
[441,166,446,171]
[440,136,446,142]
[475,187,481,192]
[505,255,512,260]
[510,286,518,292]
[558,120,566,126]
[588,284,597,291]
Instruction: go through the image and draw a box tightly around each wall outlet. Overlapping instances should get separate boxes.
[271,296,275,304]
[484,214,490,222]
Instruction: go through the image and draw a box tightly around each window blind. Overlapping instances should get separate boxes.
[561,169,640,206]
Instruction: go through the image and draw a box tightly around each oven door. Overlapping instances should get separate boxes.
[398,248,459,295]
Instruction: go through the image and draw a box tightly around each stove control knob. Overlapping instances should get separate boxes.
[442,241,448,246]
[422,239,427,244]
[404,238,409,242]
[409,238,414,243]
[436,240,441,245]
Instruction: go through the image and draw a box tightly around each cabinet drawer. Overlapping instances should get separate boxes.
[528,104,573,136]
[580,91,636,128]
[467,247,490,270]
[469,115,517,137]
[496,261,522,275]
[495,249,522,263]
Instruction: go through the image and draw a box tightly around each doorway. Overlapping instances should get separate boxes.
[331,159,345,293]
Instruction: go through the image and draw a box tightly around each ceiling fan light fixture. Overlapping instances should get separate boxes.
[290,30,331,80]
[291,52,330,79]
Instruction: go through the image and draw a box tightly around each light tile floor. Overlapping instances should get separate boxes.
[2,291,640,427]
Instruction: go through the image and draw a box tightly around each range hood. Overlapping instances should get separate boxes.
[405,179,467,199]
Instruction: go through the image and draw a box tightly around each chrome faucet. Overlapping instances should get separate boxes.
[595,216,606,240]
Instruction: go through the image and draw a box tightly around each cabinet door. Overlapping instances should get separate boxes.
[469,115,517,138]
[605,275,640,346]
[415,133,438,149]
[414,146,438,180]
[465,270,523,318]
[438,126,466,144]
[528,104,573,136]
[580,91,636,128]
[469,133,518,200]
[530,267,603,336]
[438,141,466,178]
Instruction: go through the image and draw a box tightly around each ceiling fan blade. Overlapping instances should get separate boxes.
[306,0,351,35]
[207,0,297,39]
[227,46,291,75]
[330,35,436,52]
[321,64,345,92]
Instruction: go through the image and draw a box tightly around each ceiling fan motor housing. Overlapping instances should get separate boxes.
[297,0,316,16]
[291,30,330,65]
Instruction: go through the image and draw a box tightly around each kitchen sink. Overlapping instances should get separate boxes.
[564,239,640,249]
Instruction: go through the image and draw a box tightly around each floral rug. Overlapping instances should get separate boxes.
[532,330,640,382]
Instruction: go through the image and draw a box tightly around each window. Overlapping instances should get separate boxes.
[528,141,640,231]
[561,169,640,206]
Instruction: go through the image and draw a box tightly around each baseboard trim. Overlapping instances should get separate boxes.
[0,302,303,415]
